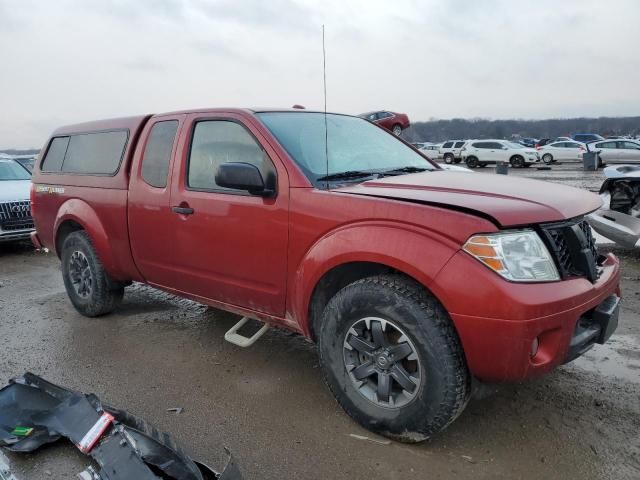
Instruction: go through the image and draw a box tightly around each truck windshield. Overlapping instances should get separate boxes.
[257,112,435,186]
[0,160,31,180]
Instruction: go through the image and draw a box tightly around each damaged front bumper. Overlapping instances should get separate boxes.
[0,373,241,480]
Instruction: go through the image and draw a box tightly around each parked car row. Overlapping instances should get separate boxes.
[418,136,640,168]
[417,139,540,168]
[461,140,540,168]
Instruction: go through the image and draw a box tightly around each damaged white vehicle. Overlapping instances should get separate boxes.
[588,165,640,248]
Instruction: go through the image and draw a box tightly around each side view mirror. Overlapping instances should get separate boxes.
[215,162,275,197]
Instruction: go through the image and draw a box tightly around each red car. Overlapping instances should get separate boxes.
[31,108,620,442]
[359,110,410,135]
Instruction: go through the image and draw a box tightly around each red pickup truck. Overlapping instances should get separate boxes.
[31,108,621,442]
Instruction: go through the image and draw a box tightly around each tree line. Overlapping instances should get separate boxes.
[402,116,640,143]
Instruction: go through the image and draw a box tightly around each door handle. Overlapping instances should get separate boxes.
[172,206,194,215]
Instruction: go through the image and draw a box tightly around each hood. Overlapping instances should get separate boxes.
[602,165,640,179]
[336,171,601,227]
[0,180,31,203]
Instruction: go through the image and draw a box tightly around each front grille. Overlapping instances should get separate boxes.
[2,218,34,231]
[0,201,34,232]
[540,218,601,282]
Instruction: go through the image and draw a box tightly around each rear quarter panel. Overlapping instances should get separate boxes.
[33,187,141,282]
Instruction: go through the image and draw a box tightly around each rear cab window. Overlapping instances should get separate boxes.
[41,137,69,172]
[41,130,129,175]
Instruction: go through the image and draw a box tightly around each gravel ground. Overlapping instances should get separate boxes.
[0,163,638,479]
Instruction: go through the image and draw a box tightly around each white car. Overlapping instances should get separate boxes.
[439,140,467,164]
[0,159,35,243]
[439,164,473,173]
[419,143,441,159]
[461,140,540,168]
[587,139,640,164]
[537,141,586,164]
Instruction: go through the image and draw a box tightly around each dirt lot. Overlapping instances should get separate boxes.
[0,164,638,479]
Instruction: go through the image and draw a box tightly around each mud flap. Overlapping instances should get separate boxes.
[0,373,241,480]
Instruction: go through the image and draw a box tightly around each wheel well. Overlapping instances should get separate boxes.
[308,261,424,341]
[55,220,84,257]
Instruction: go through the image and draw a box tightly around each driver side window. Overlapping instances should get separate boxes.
[187,120,274,192]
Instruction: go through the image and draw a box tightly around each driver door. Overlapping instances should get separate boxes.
[162,114,290,316]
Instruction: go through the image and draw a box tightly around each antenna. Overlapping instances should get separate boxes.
[322,24,329,190]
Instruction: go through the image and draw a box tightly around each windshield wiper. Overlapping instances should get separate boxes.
[316,170,376,181]
[378,166,429,177]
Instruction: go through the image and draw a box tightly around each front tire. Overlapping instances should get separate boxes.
[318,275,470,442]
[465,156,479,168]
[510,155,525,168]
[61,231,124,317]
[443,153,454,164]
[542,153,554,164]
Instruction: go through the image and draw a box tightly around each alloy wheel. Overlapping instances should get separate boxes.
[343,317,421,408]
[69,251,93,298]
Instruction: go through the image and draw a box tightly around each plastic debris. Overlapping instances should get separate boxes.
[0,373,241,479]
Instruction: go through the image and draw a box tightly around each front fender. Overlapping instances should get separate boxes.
[54,199,124,280]
[291,221,460,336]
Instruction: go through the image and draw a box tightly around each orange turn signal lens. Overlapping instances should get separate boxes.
[479,257,506,272]
[463,243,496,258]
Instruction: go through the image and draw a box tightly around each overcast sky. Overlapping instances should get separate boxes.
[1,0,639,148]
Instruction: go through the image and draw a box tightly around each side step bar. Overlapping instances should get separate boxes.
[224,317,270,347]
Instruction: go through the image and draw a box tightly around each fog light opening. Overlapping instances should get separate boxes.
[530,337,540,358]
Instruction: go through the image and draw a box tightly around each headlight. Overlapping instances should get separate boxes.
[463,230,560,282]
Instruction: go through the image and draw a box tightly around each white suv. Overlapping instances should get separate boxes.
[439,140,467,164]
[461,140,541,168]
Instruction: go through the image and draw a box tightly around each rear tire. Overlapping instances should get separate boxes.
[392,124,402,136]
[444,153,454,164]
[61,231,124,317]
[318,275,470,442]
[465,156,479,168]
